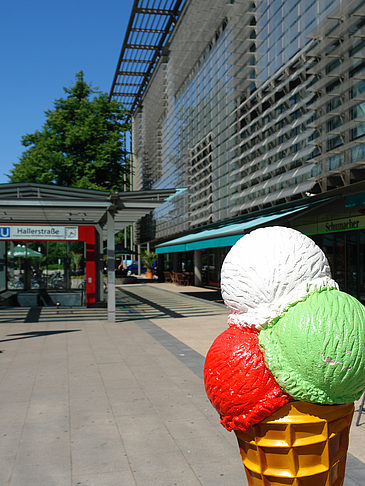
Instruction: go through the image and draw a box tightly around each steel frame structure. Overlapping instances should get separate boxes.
[109,0,185,115]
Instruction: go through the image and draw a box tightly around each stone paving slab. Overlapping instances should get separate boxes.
[0,282,363,485]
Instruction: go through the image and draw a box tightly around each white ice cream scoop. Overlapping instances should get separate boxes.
[221,226,338,329]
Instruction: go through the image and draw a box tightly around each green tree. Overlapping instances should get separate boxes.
[9,71,130,191]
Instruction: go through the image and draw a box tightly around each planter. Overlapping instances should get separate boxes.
[145,270,153,279]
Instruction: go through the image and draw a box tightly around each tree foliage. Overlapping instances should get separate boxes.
[9,72,130,191]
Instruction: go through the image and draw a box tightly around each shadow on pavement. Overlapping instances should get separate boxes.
[182,290,224,304]
[119,288,185,318]
[0,329,81,342]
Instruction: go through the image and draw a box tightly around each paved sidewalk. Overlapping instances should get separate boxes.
[0,282,363,485]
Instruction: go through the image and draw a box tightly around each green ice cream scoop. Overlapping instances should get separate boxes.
[259,289,365,404]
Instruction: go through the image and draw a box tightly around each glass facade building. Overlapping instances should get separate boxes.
[256,0,341,82]
[111,0,365,297]
[126,0,364,239]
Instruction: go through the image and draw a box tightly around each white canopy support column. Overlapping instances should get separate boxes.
[107,211,116,323]
[137,244,141,275]
[194,249,202,287]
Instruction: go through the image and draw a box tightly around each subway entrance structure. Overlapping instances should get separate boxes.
[0,183,174,322]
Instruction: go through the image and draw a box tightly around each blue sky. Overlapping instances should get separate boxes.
[0,0,133,184]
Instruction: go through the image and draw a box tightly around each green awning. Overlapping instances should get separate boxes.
[155,204,311,254]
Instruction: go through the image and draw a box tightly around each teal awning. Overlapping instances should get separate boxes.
[345,192,365,208]
[155,204,311,254]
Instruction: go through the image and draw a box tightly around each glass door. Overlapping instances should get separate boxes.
[359,231,365,303]
[346,232,358,298]
[333,234,346,291]
[313,230,365,304]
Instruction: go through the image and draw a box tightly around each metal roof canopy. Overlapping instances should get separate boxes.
[109,0,185,114]
[0,183,175,323]
[0,182,174,235]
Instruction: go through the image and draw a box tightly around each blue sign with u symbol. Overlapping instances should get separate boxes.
[0,227,10,238]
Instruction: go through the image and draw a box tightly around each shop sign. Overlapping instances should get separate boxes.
[323,217,364,232]
[296,214,365,235]
[0,225,78,240]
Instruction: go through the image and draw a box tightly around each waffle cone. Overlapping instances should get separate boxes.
[234,401,354,486]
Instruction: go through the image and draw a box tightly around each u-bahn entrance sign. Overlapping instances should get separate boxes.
[0,225,79,240]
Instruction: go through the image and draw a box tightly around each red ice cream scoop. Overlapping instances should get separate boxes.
[204,324,292,431]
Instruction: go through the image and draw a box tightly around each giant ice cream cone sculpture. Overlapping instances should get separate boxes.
[204,227,365,485]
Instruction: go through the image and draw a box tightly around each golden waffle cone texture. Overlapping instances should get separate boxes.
[234,401,354,486]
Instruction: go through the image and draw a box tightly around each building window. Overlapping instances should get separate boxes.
[326,154,344,171]
[352,144,365,162]
[327,136,343,151]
